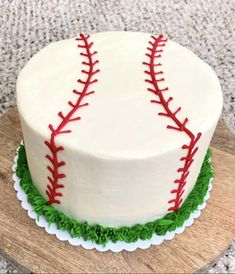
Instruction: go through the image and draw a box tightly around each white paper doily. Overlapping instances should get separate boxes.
[12,144,213,252]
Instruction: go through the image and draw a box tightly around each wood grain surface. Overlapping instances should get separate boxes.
[0,107,235,273]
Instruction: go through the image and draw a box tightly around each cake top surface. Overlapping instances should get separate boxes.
[17,31,222,159]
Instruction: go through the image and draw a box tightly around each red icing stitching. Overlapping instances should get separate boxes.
[143,35,202,211]
[44,34,100,205]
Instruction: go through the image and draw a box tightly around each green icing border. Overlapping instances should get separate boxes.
[15,144,213,246]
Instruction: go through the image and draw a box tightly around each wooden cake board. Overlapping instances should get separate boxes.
[0,107,235,273]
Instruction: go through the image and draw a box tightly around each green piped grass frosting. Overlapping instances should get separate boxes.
[16,144,213,245]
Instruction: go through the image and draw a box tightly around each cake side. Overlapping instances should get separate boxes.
[16,31,222,227]
[15,144,214,245]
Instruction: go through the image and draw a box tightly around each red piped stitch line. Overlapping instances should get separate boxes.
[143,35,202,211]
[44,34,100,205]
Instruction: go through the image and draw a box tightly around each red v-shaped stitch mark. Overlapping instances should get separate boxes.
[44,34,100,205]
[143,34,202,211]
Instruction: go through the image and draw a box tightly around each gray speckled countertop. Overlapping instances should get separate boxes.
[0,0,234,273]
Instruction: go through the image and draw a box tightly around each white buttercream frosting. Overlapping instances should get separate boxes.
[17,31,222,227]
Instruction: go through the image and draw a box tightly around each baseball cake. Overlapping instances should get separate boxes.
[16,31,222,245]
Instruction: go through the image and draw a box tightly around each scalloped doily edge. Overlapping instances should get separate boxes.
[12,142,213,252]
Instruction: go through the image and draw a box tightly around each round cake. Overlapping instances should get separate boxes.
[17,32,222,235]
